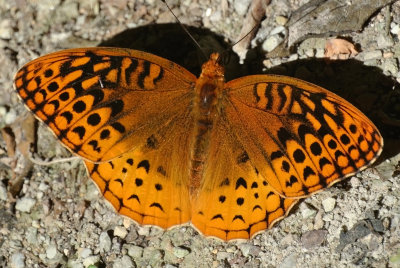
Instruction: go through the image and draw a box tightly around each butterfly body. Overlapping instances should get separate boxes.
[190,53,225,196]
[14,47,383,240]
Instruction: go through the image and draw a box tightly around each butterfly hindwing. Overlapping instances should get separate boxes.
[191,113,298,240]
[85,105,194,228]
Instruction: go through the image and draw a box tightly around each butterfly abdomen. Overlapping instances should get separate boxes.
[189,54,225,197]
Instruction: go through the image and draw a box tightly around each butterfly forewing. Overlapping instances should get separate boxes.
[224,75,383,198]
[14,47,196,162]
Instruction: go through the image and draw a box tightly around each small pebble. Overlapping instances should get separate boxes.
[4,109,16,125]
[173,246,190,258]
[300,203,317,219]
[78,248,92,259]
[238,243,261,257]
[390,23,399,35]
[83,255,100,267]
[301,230,328,249]
[123,218,133,229]
[383,51,394,58]
[0,19,12,39]
[114,226,128,239]
[276,15,288,25]
[322,197,336,212]
[112,255,134,268]
[137,226,151,236]
[10,252,25,268]
[127,245,143,258]
[270,26,286,35]
[0,183,7,201]
[46,245,58,259]
[313,212,324,230]
[279,253,297,268]
[15,197,36,213]
[99,231,112,252]
[262,34,284,52]
[233,0,251,16]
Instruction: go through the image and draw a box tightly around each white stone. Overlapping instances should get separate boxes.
[4,109,16,124]
[0,19,12,39]
[173,246,190,258]
[114,226,128,239]
[322,197,336,212]
[66,259,83,268]
[279,253,297,268]
[15,197,36,212]
[113,255,134,268]
[233,0,251,16]
[276,15,288,25]
[270,26,286,35]
[390,23,399,35]
[137,226,151,236]
[10,252,25,268]
[99,232,112,252]
[78,248,92,259]
[301,206,317,219]
[46,245,58,259]
[127,245,143,258]
[0,183,7,201]
[262,35,284,52]
[238,243,261,257]
[82,255,100,267]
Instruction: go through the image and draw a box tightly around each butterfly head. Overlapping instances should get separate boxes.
[199,53,225,81]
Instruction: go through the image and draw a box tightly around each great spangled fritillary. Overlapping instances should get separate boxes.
[14,47,383,240]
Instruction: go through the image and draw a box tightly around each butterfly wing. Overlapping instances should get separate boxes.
[14,47,197,162]
[223,75,383,198]
[85,107,193,228]
[191,115,298,240]
[14,47,197,229]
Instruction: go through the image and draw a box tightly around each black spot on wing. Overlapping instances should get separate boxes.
[137,160,150,173]
[149,202,164,212]
[235,177,247,189]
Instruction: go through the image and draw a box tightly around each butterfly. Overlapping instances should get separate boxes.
[14,47,383,240]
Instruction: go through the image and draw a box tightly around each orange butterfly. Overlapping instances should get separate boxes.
[14,47,383,240]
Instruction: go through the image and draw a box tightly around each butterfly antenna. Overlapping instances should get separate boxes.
[220,22,260,64]
[161,0,208,61]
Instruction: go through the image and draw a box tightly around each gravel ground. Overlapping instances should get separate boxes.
[1,0,400,267]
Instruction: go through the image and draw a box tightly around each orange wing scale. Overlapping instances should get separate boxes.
[14,48,383,241]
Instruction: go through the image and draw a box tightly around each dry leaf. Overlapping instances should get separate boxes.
[233,0,271,61]
[324,38,359,60]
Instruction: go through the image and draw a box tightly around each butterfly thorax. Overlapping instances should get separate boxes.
[189,53,225,197]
